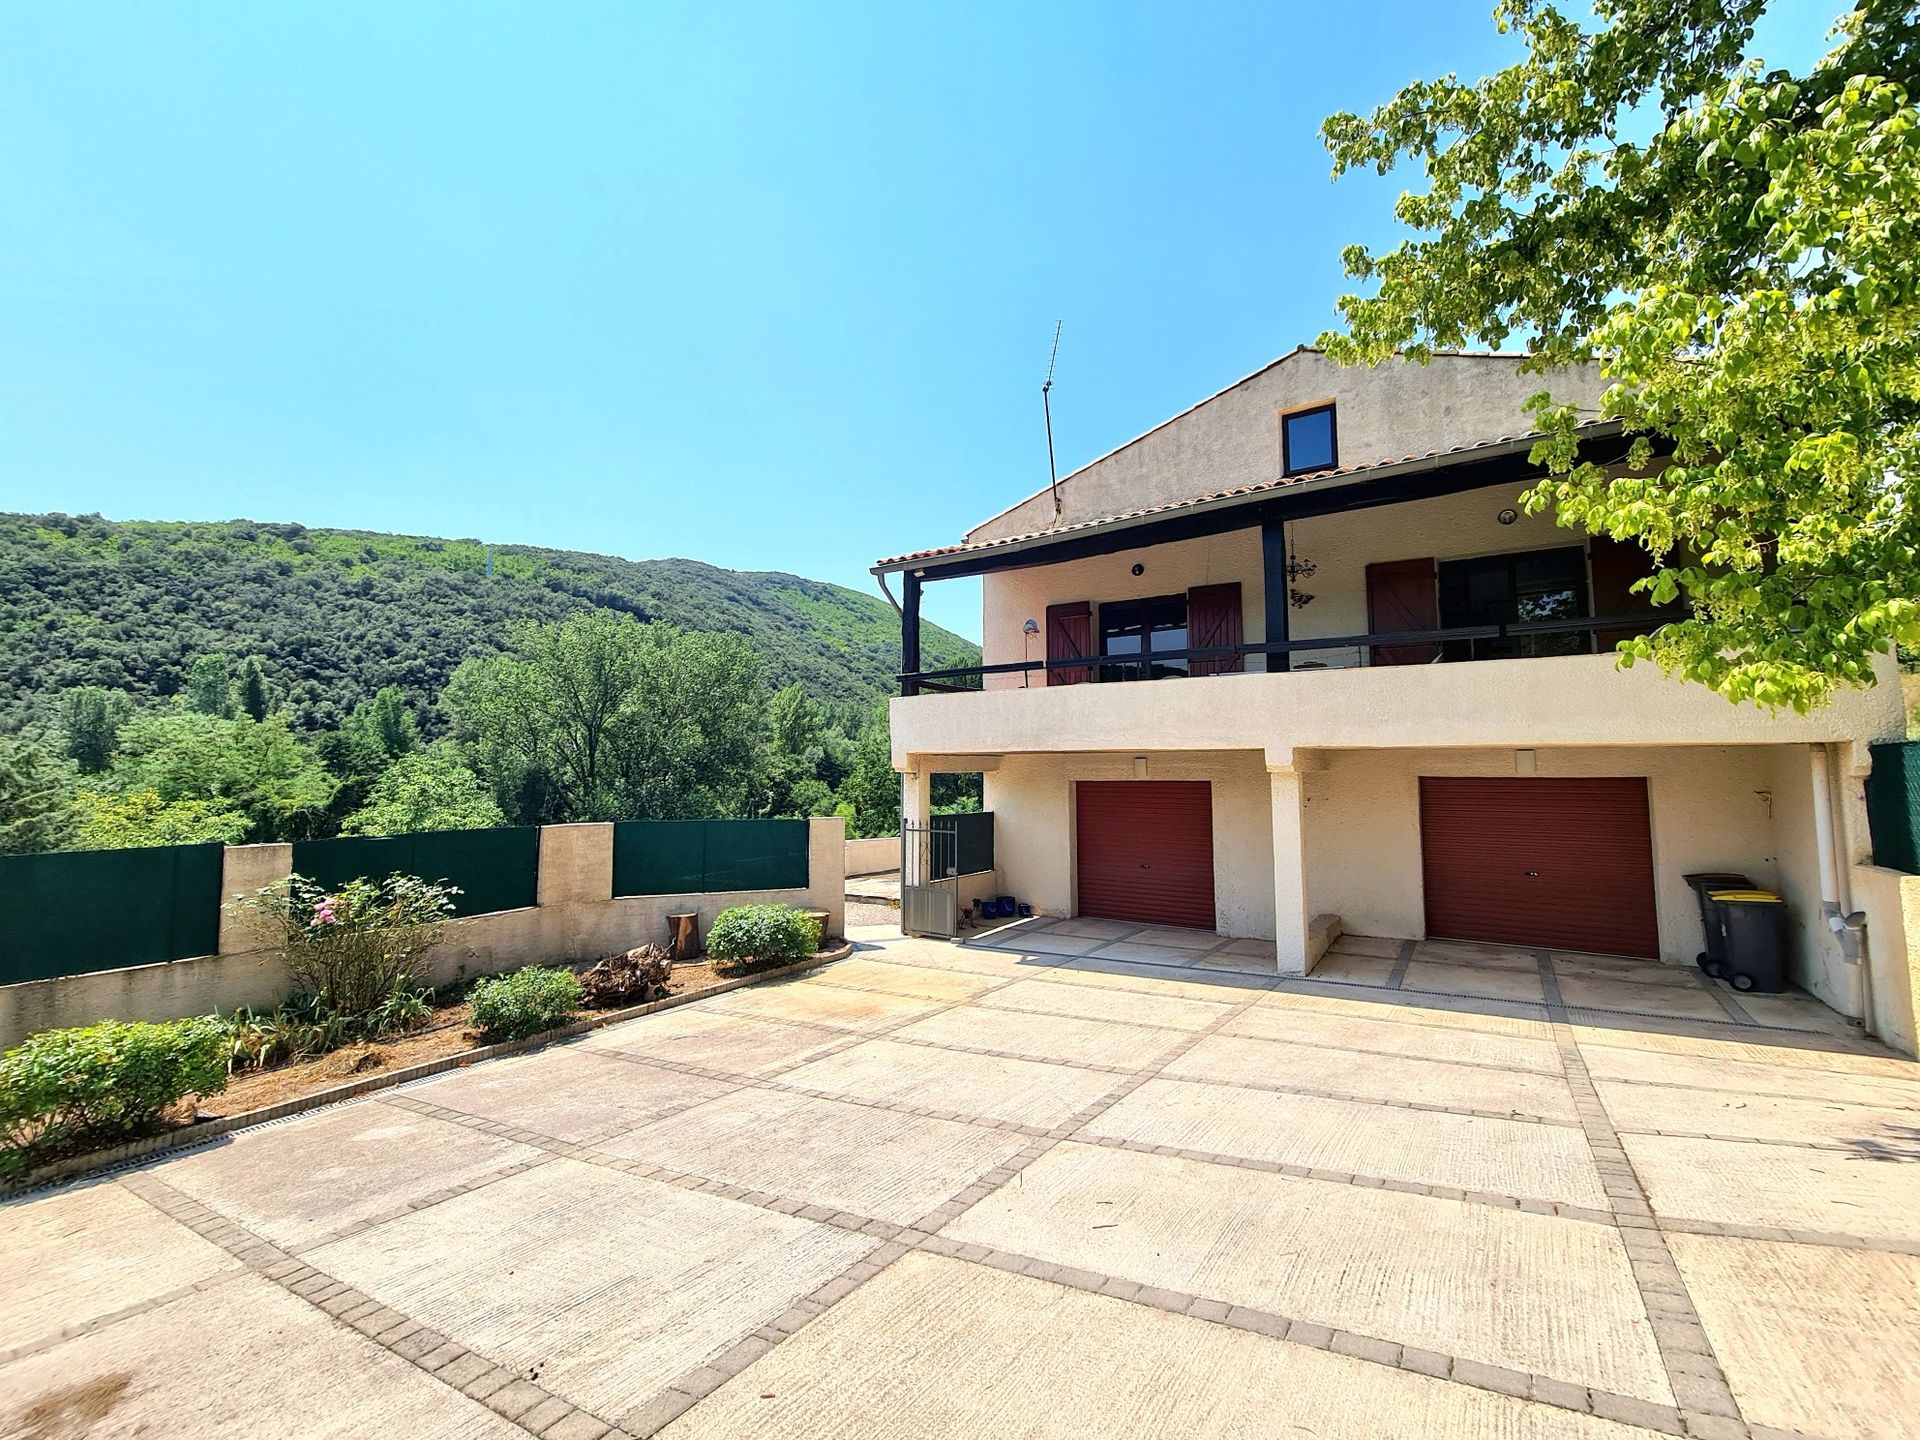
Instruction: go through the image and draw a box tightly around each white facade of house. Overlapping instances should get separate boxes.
[881,350,1917,1055]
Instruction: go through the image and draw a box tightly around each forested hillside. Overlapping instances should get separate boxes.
[0,513,974,734]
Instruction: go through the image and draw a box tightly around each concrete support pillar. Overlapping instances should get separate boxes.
[537,823,614,908]
[806,816,848,938]
[218,843,292,955]
[1267,759,1311,977]
[900,765,931,878]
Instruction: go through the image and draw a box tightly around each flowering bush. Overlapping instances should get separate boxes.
[238,872,457,1019]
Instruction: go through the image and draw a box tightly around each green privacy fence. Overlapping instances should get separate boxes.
[935,812,994,877]
[1866,741,1920,875]
[613,819,809,897]
[0,843,224,985]
[290,827,540,918]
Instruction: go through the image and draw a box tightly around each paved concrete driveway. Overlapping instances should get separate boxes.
[5,932,1918,1440]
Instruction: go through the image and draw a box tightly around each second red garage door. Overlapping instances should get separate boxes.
[1419,776,1659,958]
[1075,780,1216,930]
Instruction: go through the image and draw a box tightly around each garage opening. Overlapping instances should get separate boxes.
[1419,776,1658,958]
[1075,780,1216,930]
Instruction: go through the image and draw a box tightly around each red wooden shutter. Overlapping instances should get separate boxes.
[1046,602,1092,686]
[1365,558,1440,666]
[1588,536,1661,652]
[1187,583,1244,676]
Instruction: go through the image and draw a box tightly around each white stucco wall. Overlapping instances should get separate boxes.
[1302,747,1796,967]
[968,350,1604,544]
[1287,481,1596,652]
[983,750,1276,939]
[980,528,1265,687]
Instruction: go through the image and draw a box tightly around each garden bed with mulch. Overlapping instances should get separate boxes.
[8,944,851,1192]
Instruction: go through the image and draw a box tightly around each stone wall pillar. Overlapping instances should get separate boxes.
[537,823,614,908]
[1267,757,1311,977]
[218,843,292,955]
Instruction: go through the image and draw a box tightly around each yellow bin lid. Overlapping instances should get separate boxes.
[1708,889,1782,903]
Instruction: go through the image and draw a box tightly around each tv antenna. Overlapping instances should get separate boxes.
[1042,321,1063,518]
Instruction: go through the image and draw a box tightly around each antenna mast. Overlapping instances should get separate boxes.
[1042,321,1063,518]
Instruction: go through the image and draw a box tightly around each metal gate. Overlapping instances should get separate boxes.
[900,821,959,938]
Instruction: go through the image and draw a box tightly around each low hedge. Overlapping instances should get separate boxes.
[707,903,817,975]
[1,1017,230,1179]
[468,966,583,1041]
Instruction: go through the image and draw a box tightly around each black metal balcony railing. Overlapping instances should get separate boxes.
[898,610,1684,695]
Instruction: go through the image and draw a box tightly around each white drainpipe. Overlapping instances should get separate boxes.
[1808,744,1872,1025]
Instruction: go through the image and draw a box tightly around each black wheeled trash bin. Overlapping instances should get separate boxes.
[1684,872,1753,977]
[1707,889,1789,993]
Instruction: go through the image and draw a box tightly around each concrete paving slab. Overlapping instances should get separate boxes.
[1043,953,1273,997]
[0,1180,238,1354]
[1167,1031,1580,1121]
[1735,993,1867,1035]
[1086,940,1213,967]
[1415,940,1543,970]
[1043,917,1139,940]
[308,1158,871,1433]
[154,1100,542,1251]
[944,1142,1672,1404]
[1230,1003,1564,1073]
[1670,1233,1920,1438]
[1582,1041,1920,1109]
[969,928,1114,957]
[701,980,946,1033]
[891,1005,1187,1070]
[1089,1077,1609,1208]
[580,1007,851,1076]
[1567,1022,1910,1075]
[1595,1078,1920,1150]
[779,1036,1120,1129]
[411,1050,738,1143]
[1553,958,1699,988]
[1402,961,1549,1004]
[658,1252,1659,1440]
[1307,953,1397,986]
[809,957,1001,1003]
[976,976,1232,1032]
[1556,976,1733,1021]
[1261,986,1556,1040]
[895,941,1066,976]
[1219,937,1277,959]
[0,1273,521,1440]
[1126,926,1223,951]
[1193,947,1279,975]
[1328,933,1404,959]
[1625,1131,1920,1242]
[597,1088,1027,1225]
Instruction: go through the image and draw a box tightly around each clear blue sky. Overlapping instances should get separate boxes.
[0,2,1837,641]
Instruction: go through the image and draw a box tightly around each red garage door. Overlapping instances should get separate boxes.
[1420,777,1658,958]
[1075,781,1216,930]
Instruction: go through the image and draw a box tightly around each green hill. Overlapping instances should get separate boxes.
[0,512,974,734]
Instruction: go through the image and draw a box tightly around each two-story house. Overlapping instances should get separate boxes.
[876,347,1906,1032]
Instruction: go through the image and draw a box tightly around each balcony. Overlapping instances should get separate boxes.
[890,629,1902,763]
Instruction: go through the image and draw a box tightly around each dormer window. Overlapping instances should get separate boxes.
[1282,403,1338,476]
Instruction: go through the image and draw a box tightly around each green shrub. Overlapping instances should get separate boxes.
[221,982,435,1072]
[468,966,582,1040]
[0,1018,229,1177]
[707,903,815,975]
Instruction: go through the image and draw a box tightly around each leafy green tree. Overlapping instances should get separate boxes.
[342,743,506,836]
[759,683,838,817]
[444,612,765,821]
[314,685,421,825]
[68,790,251,848]
[183,652,236,717]
[837,702,901,839]
[0,738,73,854]
[235,655,274,722]
[109,711,334,841]
[1321,0,1918,710]
[59,686,131,774]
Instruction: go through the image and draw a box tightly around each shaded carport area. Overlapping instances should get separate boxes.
[4,929,1918,1439]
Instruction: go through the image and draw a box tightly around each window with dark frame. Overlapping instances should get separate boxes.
[1437,545,1591,661]
[1097,594,1189,681]
[1281,403,1337,476]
